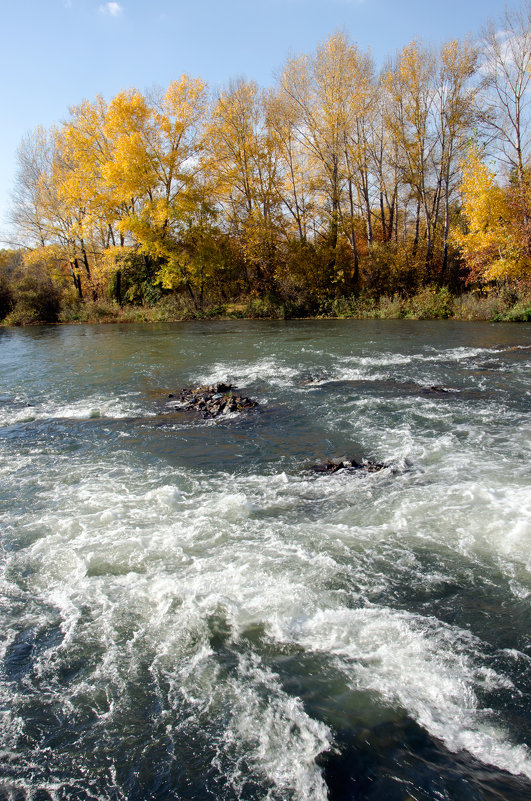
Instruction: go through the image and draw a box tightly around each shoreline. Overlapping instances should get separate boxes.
[2,286,530,327]
[2,308,530,327]
[2,312,530,327]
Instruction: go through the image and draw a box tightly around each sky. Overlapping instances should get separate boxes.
[0,0,519,246]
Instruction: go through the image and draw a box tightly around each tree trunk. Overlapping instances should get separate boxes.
[380,192,387,241]
[328,155,340,273]
[412,198,421,258]
[71,259,83,300]
[440,178,450,283]
[115,269,122,306]
[347,176,360,286]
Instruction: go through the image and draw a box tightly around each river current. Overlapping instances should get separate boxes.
[0,320,530,801]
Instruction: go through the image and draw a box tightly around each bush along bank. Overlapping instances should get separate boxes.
[0,273,530,327]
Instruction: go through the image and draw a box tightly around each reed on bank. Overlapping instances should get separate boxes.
[4,285,528,326]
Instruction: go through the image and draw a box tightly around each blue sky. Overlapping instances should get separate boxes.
[0,0,516,245]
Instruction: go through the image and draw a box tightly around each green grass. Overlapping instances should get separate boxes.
[3,286,530,326]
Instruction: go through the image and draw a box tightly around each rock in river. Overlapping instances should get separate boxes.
[310,457,385,474]
[168,383,259,419]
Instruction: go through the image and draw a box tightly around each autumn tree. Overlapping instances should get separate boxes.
[204,78,283,292]
[58,94,144,301]
[18,77,211,304]
[479,1,531,255]
[98,77,209,297]
[434,39,478,280]
[382,38,478,285]
[454,145,531,283]
[10,127,56,248]
[10,126,93,298]
[279,32,375,288]
[264,87,314,245]
[384,41,438,273]
[480,2,531,181]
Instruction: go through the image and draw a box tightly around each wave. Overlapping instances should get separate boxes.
[0,394,150,429]
[188,344,523,397]
[278,606,531,780]
[1,452,529,793]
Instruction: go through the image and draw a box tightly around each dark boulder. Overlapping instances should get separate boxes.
[310,458,385,474]
[422,385,450,394]
[168,383,258,419]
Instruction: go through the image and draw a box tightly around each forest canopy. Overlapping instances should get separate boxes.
[4,2,531,324]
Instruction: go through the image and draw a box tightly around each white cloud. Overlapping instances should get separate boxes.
[271,0,365,4]
[480,27,531,82]
[99,2,123,16]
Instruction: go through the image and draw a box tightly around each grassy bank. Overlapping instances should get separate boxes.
[61,287,530,324]
[2,286,530,327]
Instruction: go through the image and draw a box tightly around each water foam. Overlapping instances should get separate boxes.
[0,394,147,429]
[187,344,517,397]
[2,447,529,791]
[1,323,529,798]
[272,605,531,779]
[195,357,300,389]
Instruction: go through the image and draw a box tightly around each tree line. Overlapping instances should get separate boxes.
[3,2,531,323]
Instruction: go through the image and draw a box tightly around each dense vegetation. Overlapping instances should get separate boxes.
[2,2,530,325]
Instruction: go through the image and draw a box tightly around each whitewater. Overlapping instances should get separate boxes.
[0,319,529,801]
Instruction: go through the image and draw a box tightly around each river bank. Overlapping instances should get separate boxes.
[2,285,530,327]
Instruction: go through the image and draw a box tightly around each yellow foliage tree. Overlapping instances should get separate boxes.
[454,146,531,282]
[279,32,375,284]
[204,78,283,290]
[105,78,208,274]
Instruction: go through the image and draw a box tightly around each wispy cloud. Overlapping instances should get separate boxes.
[480,27,531,80]
[99,2,123,16]
[271,0,365,4]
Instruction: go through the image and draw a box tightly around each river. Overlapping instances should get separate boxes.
[0,320,530,801]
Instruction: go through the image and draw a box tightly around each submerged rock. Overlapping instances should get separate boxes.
[299,374,327,386]
[169,383,258,419]
[309,457,385,474]
[421,385,450,394]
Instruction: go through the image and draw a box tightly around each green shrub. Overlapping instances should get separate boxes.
[452,292,500,320]
[5,271,62,325]
[495,302,531,322]
[375,294,406,318]
[0,274,14,320]
[406,286,454,319]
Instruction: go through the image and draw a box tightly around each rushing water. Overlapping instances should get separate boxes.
[0,320,530,801]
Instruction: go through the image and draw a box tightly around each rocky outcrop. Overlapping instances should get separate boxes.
[421,385,450,395]
[165,385,390,476]
[310,458,385,474]
[168,383,258,419]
